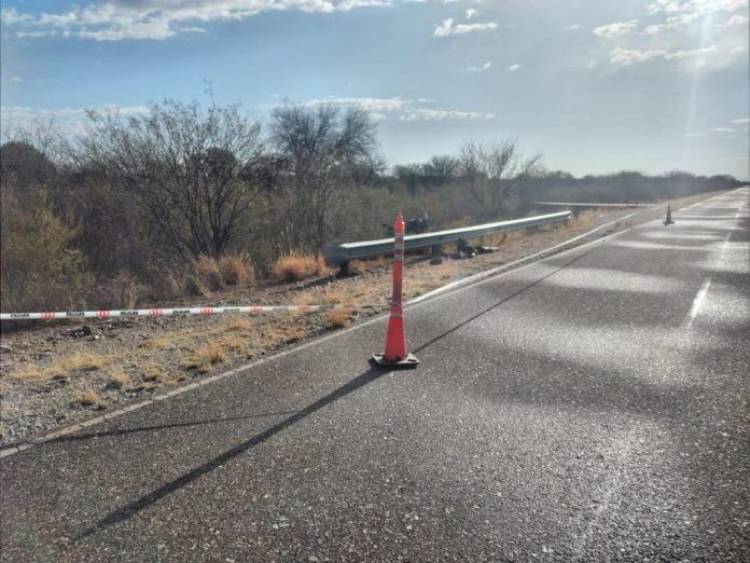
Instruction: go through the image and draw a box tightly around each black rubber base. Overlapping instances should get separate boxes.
[370,353,420,369]
[664,220,674,226]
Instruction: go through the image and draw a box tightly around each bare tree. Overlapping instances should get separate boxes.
[458,140,542,220]
[269,103,378,252]
[76,100,263,258]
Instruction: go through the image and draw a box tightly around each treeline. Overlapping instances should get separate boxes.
[0,99,742,313]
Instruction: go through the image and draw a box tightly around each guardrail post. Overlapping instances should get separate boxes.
[430,244,443,265]
[339,261,351,277]
[371,212,419,369]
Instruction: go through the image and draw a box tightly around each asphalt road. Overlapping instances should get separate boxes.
[1,188,748,562]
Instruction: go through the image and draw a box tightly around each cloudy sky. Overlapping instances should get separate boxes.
[1,0,748,179]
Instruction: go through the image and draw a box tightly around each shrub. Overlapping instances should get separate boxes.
[326,307,353,329]
[190,256,225,294]
[218,253,254,286]
[0,189,93,313]
[271,254,329,283]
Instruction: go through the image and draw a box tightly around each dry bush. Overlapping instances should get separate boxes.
[192,256,225,292]
[349,256,388,275]
[221,335,245,352]
[272,254,329,283]
[146,269,184,301]
[0,190,93,313]
[142,365,162,383]
[184,275,210,297]
[107,370,130,389]
[224,317,253,332]
[266,324,305,345]
[88,271,141,309]
[147,334,179,350]
[72,389,99,407]
[12,352,111,382]
[218,253,255,286]
[185,341,227,373]
[326,307,353,329]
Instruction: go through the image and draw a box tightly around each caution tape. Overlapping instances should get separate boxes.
[0,304,334,321]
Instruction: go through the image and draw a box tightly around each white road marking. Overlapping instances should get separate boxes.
[681,278,712,329]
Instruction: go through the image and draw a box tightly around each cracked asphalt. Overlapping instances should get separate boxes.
[1,188,748,562]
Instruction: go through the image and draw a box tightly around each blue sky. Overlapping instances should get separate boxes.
[1,0,748,179]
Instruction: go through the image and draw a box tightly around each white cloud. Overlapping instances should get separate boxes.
[398,109,495,121]
[565,24,582,30]
[731,117,750,124]
[10,77,23,83]
[713,126,736,132]
[508,63,522,71]
[0,104,149,136]
[467,61,492,72]
[593,19,639,38]
[609,47,667,66]
[722,13,749,26]
[648,1,682,15]
[465,8,477,19]
[434,18,498,37]
[662,45,718,59]
[302,96,412,112]
[608,44,730,66]
[299,96,493,122]
[1,8,33,25]
[585,60,598,69]
[0,0,395,41]
[646,0,748,33]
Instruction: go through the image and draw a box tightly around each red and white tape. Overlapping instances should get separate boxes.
[0,304,332,321]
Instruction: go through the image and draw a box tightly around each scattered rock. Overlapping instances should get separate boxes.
[67,326,93,339]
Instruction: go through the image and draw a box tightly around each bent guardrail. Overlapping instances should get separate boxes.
[324,210,572,274]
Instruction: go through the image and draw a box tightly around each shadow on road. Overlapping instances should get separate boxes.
[37,411,301,445]
[76,365,387,540]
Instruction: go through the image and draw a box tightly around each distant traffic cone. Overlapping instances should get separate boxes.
[371,212,419,369]
[663,204,675,226]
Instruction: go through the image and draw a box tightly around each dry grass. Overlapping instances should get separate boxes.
[224,317,254,333]
[218,253,254,286]
[11,352,111,382]
[184,341,228,373]
[272,254,330,283]
[349,255,389,275]
[107,370,130,389]
[141,364,163,383]
[260,323,306,346]
[72,389,99,407]
[186,256,224,296]
[326,307,353,329]
[147,334,179,350]
[221,335,245,352]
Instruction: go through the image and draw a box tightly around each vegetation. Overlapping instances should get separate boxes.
[0,99,742,313]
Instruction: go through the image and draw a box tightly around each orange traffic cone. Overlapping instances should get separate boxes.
[663,204,674,226]
[371,212,419,369]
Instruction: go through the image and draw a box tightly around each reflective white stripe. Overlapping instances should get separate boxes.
[0,305,332,321]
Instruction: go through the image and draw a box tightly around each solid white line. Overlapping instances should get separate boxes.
[681,278,712,330]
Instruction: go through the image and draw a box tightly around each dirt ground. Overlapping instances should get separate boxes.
[0,194,715,447]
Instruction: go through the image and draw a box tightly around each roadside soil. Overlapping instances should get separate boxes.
[0,194,716,447]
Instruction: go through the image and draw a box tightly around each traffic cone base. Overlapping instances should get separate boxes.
[370,352,419,369]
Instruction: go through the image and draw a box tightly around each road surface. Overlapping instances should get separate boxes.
[2,188,748,562]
